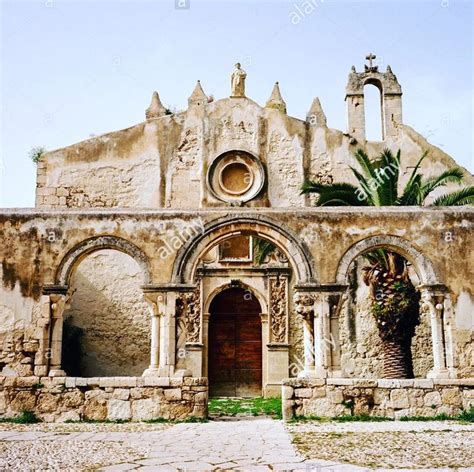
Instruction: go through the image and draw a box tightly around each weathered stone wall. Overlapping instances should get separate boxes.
[0,376,208,422]
[63,250,150,377]
[282,378,474,421]
[35,96,473,211]
[0,208,472,380]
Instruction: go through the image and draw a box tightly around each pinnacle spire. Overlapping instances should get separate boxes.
[265,82,287,114]
[145,91,167,120]
[306,97,327,127]
[188,80,207,106]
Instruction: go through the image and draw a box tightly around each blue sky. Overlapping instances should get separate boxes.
[1,0,472,207]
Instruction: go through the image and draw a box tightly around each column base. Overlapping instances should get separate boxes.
[48,369,66,377]
[315,366,328,378]
[142,367,161,377]
[298,369,318,378]
[427,368,450,379]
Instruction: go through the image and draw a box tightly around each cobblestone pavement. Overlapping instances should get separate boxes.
[0,419,473,471]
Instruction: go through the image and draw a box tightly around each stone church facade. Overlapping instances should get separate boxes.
[0,58,473,421]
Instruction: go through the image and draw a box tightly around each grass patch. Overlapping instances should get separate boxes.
[399,408,474,423]
[0,411,41,424]
[208,397,282,419]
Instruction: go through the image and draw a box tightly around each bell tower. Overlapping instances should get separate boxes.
[345,54,403,141]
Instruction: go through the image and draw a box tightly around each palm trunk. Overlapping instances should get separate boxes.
[382,338,413,378]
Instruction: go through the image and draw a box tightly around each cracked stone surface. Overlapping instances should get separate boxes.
[1,419,472,471]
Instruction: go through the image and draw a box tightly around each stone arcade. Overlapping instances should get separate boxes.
[0,58,473,422]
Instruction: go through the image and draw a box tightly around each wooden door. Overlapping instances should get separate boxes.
[208,287,262,397]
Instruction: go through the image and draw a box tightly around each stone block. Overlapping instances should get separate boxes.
[192,404,207,418]
[86,378,101,387]
[353,380,377,388]
[65,377,76,388]
[312,387,327,399]
[112,388,130,401]
[424,391,442,407]
[390,389,410,409]
[328,390,343,404]
[107,399,131,421]
[164,388,182,401]
[373,389,390,406]
[143,377,170,387]
[10,391,37,412]
[57,410,81,422]
[75,377,88,387]
[37,393,59,413]
[295,388,312,398]
[399,380,414,388]
[378,379,401,388]
[327,378,352,386]
[56,187,69,197]
[63,391,83,408]
[84,390,108,421]
[131,399,160,421]
[170,378,183,387]
[15,376,40,388]
[414,379,434,389]
[441,388,462,406]
[194,392,207,404]
[282,386,294,400]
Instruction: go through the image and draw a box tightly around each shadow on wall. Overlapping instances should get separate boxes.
[62,250,150,377]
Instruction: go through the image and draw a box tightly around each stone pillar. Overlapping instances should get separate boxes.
[142,291,162,377]
[160,291,177,376]
[294,292,316,377]
[34,295,53,376]
[314,294,329,378]
[346,93,365,141]
[266,274,290,396]
[260,313,269,388]
[313,288,346,378]
[48,294,67,377]
[420,285,449,379]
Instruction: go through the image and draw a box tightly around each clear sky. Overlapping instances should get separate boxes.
[1,0,472,207]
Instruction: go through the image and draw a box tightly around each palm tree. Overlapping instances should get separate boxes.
[301,149,474,378]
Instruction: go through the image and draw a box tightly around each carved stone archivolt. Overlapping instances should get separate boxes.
[269,276,288,343]
[176,286,201,344]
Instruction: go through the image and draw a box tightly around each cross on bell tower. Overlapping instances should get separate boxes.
[365,53,378,72]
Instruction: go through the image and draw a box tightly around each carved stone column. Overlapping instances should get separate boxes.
[294,292,316,377]
[176,282,202,377]
[47,293,67,377]
[419,285,449,379]
[142,290,162,376]
[266,274,290,396]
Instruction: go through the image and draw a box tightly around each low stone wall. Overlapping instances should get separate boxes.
[282,378,474,421]
[0,376,208,422]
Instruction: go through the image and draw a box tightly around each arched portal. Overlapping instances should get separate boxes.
[208,287,262,397]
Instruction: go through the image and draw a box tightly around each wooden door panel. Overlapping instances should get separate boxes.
[209,287,262,397]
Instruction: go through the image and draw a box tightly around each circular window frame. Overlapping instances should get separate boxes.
[207,150,265,203]
[218,161,254,196]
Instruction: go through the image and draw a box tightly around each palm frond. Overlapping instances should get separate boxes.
[431,186,474,206]
[421,168,465,200]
